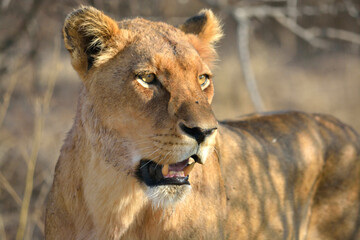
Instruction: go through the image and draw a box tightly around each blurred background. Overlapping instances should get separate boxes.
[0,0,359,239]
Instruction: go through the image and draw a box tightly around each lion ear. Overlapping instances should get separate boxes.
[180,9,223,65]
[180,9,223,44]
[63,6,127,78]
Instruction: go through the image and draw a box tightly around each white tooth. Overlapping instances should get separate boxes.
[188,157,195,164]
[162,164,169,176]
[183,162,195,176]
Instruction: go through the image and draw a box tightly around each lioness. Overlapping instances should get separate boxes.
[45,6,360,240]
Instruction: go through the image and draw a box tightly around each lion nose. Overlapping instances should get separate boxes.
[179,122,217,144]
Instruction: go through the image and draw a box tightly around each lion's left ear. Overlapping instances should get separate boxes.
[179,9,223,65]
[180,9,223,45]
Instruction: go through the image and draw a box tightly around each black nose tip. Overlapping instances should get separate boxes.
[179,123,217,144]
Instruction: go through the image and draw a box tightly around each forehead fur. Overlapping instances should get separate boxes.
[63,6,222,78]
[120,18,186,40]
[119,19,198,58]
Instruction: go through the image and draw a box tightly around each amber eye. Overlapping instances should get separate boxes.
[137,73,156,83]
[198,74,210,90]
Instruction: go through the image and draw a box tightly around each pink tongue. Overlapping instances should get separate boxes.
[169,159,188,171]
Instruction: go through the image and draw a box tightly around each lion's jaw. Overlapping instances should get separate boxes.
[136,130,218,208]
[146,140,217,208]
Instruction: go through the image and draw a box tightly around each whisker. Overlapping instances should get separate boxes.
[212,146,220,160]
[132,139,155,146]
[139,159,153,169]
[155,151,172,167]
[147,147,161,158]
[139,147,162,169]
[133,146,156,152]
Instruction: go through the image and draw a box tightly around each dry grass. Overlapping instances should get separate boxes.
[0,1,359,239]
[0,36,62,239]
[15,38,60,240]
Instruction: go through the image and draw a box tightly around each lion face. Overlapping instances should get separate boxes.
[63,7,223,206]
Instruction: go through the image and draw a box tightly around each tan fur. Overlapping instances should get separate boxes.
[45,6,360,240]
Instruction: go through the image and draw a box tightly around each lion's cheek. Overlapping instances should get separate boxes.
[203,82,215,104]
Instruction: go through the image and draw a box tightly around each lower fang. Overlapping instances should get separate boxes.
[183,162,195,176]
[162,164,169,176]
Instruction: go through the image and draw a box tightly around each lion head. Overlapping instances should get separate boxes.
[63,6,223,207]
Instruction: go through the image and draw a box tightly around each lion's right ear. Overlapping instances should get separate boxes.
[63,6,128,78]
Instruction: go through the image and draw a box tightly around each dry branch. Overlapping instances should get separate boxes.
[273,15,330,49]
[0,0,44,52]
[233,5,360,47]
[235,14,265,112]
[0,73,18,129]
[312,27,360,45]
[344,0,359,18]
[287,0,298,20]
[232,2,360,113]
[0,172,22,206]
[0,214,6,240]
[15,99,43,240]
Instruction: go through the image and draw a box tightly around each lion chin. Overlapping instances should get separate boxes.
[146,185,192,208]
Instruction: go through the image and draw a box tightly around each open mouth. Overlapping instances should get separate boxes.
[136,155,200,187]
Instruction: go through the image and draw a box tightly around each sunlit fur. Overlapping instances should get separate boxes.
[45,6,360,240]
